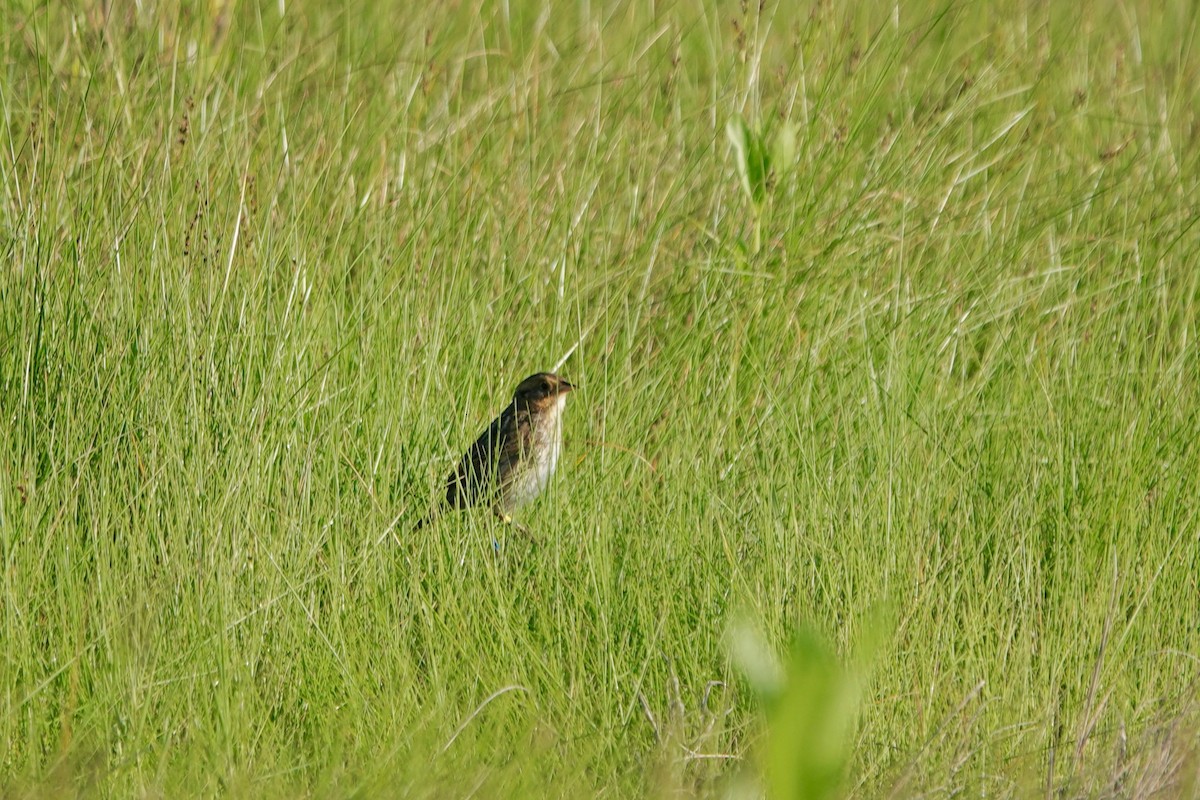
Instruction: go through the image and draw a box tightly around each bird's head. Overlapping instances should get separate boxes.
[513,372,575,412]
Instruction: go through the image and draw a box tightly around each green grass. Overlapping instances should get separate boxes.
[3,0,1199,796]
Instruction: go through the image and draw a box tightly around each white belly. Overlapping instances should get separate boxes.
[502,397,565,510]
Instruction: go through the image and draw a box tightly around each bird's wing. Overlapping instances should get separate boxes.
[494,406,535,494]
[444,402,527,508]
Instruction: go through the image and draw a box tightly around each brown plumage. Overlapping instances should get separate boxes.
[416,372,574,531]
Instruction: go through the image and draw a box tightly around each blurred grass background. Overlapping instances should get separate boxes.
[2,0,1198,795]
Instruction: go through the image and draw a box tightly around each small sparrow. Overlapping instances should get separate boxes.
[416,372,575,532]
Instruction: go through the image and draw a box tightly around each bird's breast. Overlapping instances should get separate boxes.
[530,404,563,488]
[501,402,564,510]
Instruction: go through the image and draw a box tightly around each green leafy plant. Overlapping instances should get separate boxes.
[726,115,797,254]
[728,617,883,800]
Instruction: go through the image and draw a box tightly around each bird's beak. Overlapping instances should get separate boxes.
[559,380,575,393]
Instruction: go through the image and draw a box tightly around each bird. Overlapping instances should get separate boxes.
[415,372,575,534]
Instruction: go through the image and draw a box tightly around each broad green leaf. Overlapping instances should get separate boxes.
[728,618,878,800]
[746,130,769,206]
[771,122,798,175]
[726,115,754,203]
[766,631,857,800]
